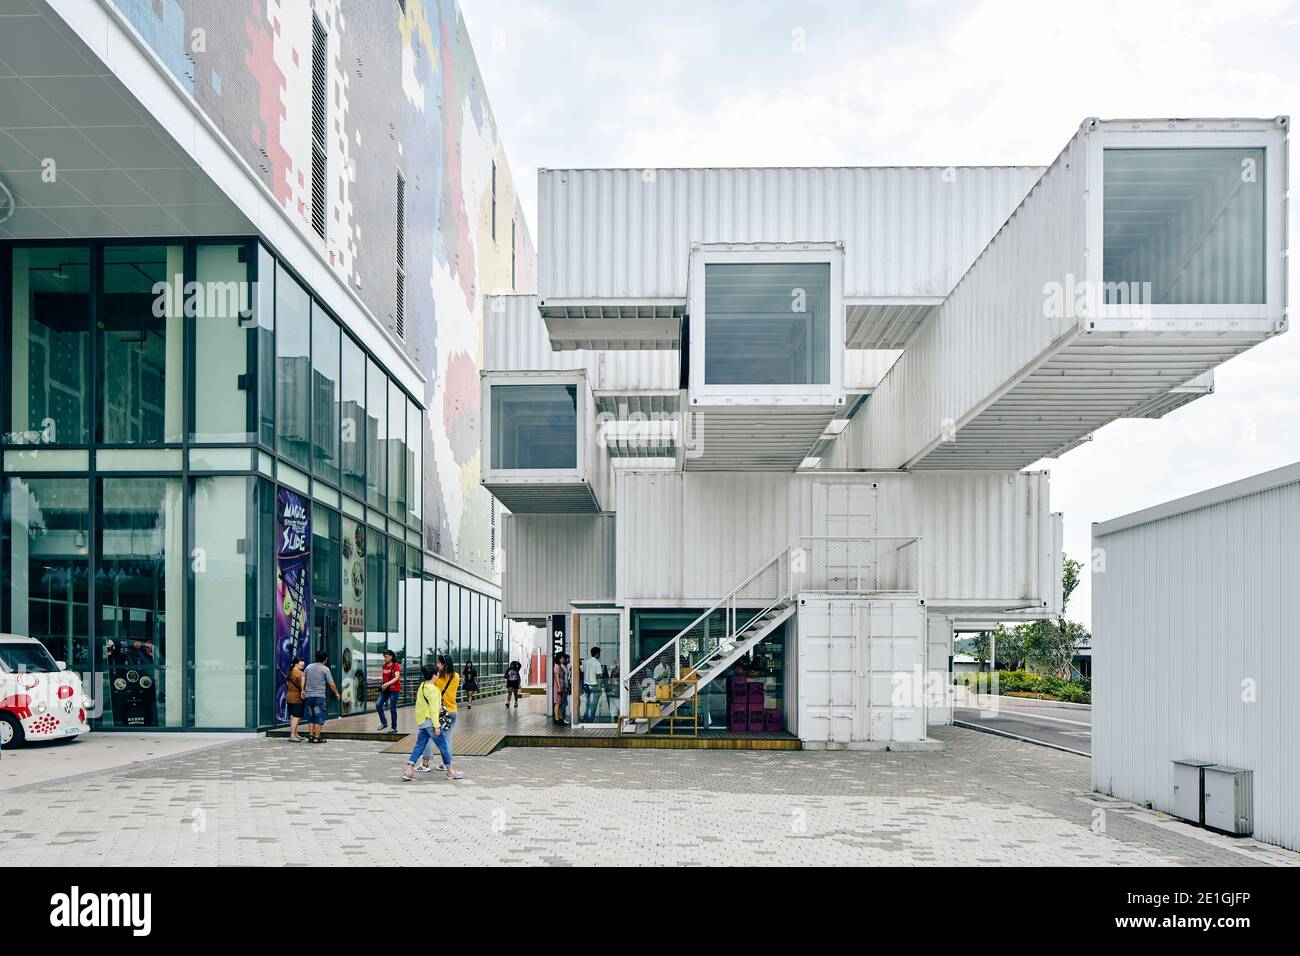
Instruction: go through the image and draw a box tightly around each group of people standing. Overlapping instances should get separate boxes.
[282,650,464,780]
[551,646,614,725]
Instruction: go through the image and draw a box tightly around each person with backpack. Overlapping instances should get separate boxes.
[505,659,522,708]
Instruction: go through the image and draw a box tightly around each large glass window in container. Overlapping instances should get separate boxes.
[704,262,831,385]
[407,397,423,525]
[8,247,91,445]
[490,384,578,469]
[1103,148,1266,305]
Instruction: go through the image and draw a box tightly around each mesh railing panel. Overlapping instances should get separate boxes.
[793,537,920,594]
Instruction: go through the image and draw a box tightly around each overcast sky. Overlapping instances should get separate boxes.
[463,0,1300,630]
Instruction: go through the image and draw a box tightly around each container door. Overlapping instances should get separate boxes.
[810,482,878,592]
[796,599,858,743]
[925,615,954,727]
[862,602,925,742]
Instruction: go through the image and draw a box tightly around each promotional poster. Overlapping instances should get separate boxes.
[274,489,312,724]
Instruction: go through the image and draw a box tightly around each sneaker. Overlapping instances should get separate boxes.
[446,769,464,780]
[414,763,434,773]
[288,736,305,743]
[309,736,320,744]
[377,724,388,732]
[402,767,414,781]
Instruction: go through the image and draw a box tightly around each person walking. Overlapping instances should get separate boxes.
[285,657,307,742]
[414,655,463,779]
[505,659,522,708]
[402,663,441,781]
[581,646,605,723]
[553,654,568,724]
[376,649,402,733]
[462,660,479,708]
[303,650,340,743]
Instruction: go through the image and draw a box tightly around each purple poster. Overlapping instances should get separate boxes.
[274,488,312,723]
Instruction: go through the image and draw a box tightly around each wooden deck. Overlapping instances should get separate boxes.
[269,695,800,753]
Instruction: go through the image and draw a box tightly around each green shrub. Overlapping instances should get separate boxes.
[953,669,1090,704]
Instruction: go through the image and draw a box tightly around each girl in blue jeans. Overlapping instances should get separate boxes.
[401,660,464,780]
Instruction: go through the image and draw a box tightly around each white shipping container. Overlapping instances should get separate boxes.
[614,469,1059,615]
[502,513,616,619]
[1092,462,1300,852]
[538,166,1042,303]
[484,293,679,392]
[861,118,1288,471]
[797,597,927,746]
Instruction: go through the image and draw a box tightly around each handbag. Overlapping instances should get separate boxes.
[437,677,454,732]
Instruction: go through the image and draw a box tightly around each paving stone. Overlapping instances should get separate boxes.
[2,726,1294,866]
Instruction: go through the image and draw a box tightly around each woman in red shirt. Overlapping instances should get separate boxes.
[377,649,402,733]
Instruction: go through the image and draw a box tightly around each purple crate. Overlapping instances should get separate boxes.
[728,675,748,692]
[764,710,782,732]
[747,686,766,704]
[729,712,749,732]
[748,707,765,727]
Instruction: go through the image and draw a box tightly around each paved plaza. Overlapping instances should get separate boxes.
[3,727,1295,867]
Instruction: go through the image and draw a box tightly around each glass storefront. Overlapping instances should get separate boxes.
[0,238,495,731]
[631,609,789,732]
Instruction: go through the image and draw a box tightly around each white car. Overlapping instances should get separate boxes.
[0,635,92,747]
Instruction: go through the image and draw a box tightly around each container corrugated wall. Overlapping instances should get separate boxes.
[1093,474,1300,852]
[503,513,616,618]
[539,166,1043,301]
[861,130,1090,468]
[484,293,678,390]
[615,470,1056,611]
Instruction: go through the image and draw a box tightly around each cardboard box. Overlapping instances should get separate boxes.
[655,684,673,701]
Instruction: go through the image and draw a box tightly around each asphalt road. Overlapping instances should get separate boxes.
[953,699,1092,756]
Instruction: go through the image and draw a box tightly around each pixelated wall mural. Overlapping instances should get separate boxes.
[110,0,537,582]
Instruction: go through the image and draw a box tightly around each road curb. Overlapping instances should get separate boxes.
[952,719,1091,759]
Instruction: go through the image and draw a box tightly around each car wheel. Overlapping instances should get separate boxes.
[0,711,24,748]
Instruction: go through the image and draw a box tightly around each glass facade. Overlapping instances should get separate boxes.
[0,239,499,731]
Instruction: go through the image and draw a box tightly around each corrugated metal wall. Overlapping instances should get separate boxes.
[485,293,678,390]
[502,513,616,618]
[1093,477,1300,851]
[860,130,1090,468]
[539,166,1043,301]
[614,470,1056,610]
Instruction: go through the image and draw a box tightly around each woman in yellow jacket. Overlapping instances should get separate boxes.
[412,655,463,780]
[402,664,442,781]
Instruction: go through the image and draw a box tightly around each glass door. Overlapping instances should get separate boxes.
[312,602,342,719]
[575,612,619,726]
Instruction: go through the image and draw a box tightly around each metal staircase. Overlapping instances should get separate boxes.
[621,545,796,734]
[619,535,924,734]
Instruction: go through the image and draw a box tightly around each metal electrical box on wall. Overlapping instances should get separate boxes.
[796,597,926,747]
[1171,759,1215,824]
[1203,766,1254,837]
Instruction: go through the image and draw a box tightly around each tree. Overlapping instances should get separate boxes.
[1022,556,1090,678]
